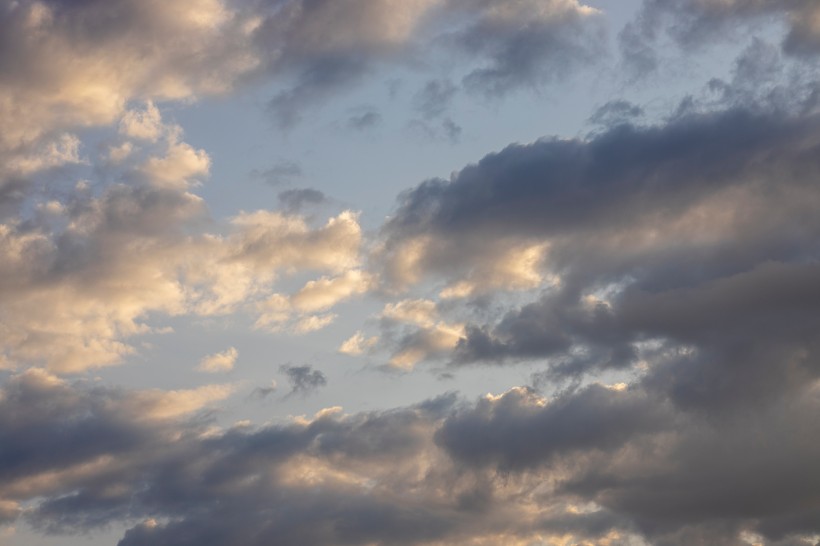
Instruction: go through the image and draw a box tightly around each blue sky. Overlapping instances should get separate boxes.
[1,1,819,545]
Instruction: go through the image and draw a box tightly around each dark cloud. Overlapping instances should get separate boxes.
[280,364,327,397]
[588,100,644,127]
[2,372,817,545]
[437,384,668,470]
[379,107,820,415]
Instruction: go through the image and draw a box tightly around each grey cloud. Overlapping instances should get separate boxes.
[267,56,371,129]
[561,390,820,543]
[280,364,327,396]
[624,0,820,75]
[437,384,668,470]
[253,0,605,126]
[446,0,607,96]
[250,381,278,399]
[588,100,644,127]
[253,161,303,186]
[413,79,458,120]
[347,109,382,131]
[434,381,820,545]
[278,188,326,212]
[441,118,462,143]
[1,373,818,545]
[378,107,820,417]
[0,0,608,148]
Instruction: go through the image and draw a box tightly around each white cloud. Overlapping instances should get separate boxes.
[119,102,165,142]
[291,270,373,313]
[196,347,239,373]
[338,331,379,356]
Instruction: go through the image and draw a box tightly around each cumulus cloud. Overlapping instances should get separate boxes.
[375,106,820,414]
[0,116,366,372]
[253,270,372,334]
[362,299,465,370]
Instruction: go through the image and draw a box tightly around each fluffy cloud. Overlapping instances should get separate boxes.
[379,107,820,370]
[375,299,466,369]
[0,120,366,372]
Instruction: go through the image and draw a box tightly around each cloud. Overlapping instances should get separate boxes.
[252,161,303,187]
[278,188,327,212]
[413,79,458,120]
[377,300,465,369]
[346,109,383,131]
[622,0,820,76]
[260,0,605,125]
[253,270,372,334]
[196,347,239,373]
[0,116,366,372]
[280,364,328,397]
[338,331,379,356]
[375,107,820,410]
[0,0,258,179]
[250,380,278,399]
[437,384,668,470]
[1,374,818,545]
[291,270,373,313]
[588,100,645,127]
[447,0,605,96]
[119,102,165,142]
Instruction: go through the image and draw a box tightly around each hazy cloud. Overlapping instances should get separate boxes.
[253,161,303,186]
[280,364,328,397]
[278,188,326,212]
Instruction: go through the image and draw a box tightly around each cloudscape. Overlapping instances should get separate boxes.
[1,1,819,545]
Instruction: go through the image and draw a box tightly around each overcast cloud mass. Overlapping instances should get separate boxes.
[1,1,819,545]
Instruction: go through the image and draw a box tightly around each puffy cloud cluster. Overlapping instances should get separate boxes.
[380,108,820,367]
[355,98,820,542]
[0,0,602,186]
[1,371,819,545]
[0,0,604,374]
[0,109,366,373]
[0,371,640,544]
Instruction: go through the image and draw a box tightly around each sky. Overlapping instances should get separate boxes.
[1,1,820,545]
